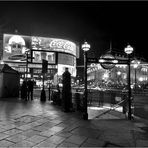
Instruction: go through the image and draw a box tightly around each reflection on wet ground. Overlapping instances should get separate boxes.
[0,98,61,121]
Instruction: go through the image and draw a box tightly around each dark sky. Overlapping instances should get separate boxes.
[0,1,148,64]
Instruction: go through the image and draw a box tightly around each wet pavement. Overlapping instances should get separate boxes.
[0,98,148,147]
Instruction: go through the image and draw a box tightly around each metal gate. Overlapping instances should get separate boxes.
[87,90,131,119]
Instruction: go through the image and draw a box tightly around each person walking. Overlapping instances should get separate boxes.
[21,80,27,101]
[27,79,34,100]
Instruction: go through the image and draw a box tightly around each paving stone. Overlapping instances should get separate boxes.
[21,129,41,138]
[36,118,49,124]
[50,119,63,124]
[56,122,70,128]
[99,134,134,147]
[9,140,35,147]
[65,135,87,145]
[71,127,101,138]
[80,142,101,147]
[3,128,22,135]
[57,141,79,147]
[0,139,14,147]
[41,121,58,127]
[0,133,10,140]
[85,138,106,146]
[1,124,16,130]
[45,135,66,145]
[39,129,57,137]
[34,140,57,147]
[13,121,26,127]
[56,131,72,138]
[26,134,47,144]
[6,133,27,143]
[0,128,8,132]
[29,121,43,127]
[50,126,65,132]
[16,124,33,131]
[32,125,51,132]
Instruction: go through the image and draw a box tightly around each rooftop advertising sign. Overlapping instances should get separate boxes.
[33,50,56,64]
[3,34,79,63]
[3,34,31,62]
[31,36,78,57]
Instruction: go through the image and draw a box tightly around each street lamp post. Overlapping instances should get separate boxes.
[82,42,90,120]
[132,60,140,94]
[124,45,134,120]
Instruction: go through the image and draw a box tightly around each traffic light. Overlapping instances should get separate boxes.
[42,59,48,73]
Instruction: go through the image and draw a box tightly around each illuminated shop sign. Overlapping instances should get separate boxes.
[3,34,31,62]
[33,51,56,64]
[31,37,78,57]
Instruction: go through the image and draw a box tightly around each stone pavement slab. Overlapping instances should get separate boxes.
[0,99,148,147]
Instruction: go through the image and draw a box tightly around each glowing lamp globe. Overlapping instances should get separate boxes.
[82,42,90,52]
[124,45,134,55]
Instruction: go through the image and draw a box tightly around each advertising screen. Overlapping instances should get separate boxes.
[3,34,31,62]
[33,51,56,64]
[58,53,75,66]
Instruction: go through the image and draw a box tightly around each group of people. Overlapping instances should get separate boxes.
[21,79,34,101]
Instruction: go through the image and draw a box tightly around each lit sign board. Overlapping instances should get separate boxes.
[3,34,79,61]
[3,34,31,62]
[28,63,57,69]
[31,37,78,57]
[58,53,75,66]
[100,53,116,69]
[33,51,56,64]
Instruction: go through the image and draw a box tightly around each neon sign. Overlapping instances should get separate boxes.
[31,37,77,57]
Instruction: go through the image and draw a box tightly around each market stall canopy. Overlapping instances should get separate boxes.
[0,64,19,74]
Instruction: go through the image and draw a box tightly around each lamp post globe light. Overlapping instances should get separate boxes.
[82,42,90,120]
[124,44,134,120]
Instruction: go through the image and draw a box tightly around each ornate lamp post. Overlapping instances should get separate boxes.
[82,41,90,120]
[132,59,140,93]
[124,44,134,120]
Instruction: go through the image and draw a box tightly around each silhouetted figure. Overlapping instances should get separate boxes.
[62,68,72,112]
[99,91,104,107]
[21,80,27,101]
[56,84,61,105]
[48,84,51,101]
[27,79,34,100]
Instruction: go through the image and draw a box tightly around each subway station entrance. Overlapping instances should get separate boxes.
[80,45,134,120]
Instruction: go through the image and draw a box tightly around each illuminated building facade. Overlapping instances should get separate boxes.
[1,34,79,86]
[87,57,148,89]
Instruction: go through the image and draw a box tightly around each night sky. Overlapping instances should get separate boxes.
[0,1,148,65]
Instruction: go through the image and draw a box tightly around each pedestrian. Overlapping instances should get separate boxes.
[27,79,34,100]
[21,80,27,101]
[62,67,72,112]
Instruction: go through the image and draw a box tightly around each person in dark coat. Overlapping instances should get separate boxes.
[27,79,34,100]
[62,67,72,112]
[21,80,27,101]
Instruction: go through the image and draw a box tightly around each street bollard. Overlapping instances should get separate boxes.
[40,89,46,102]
